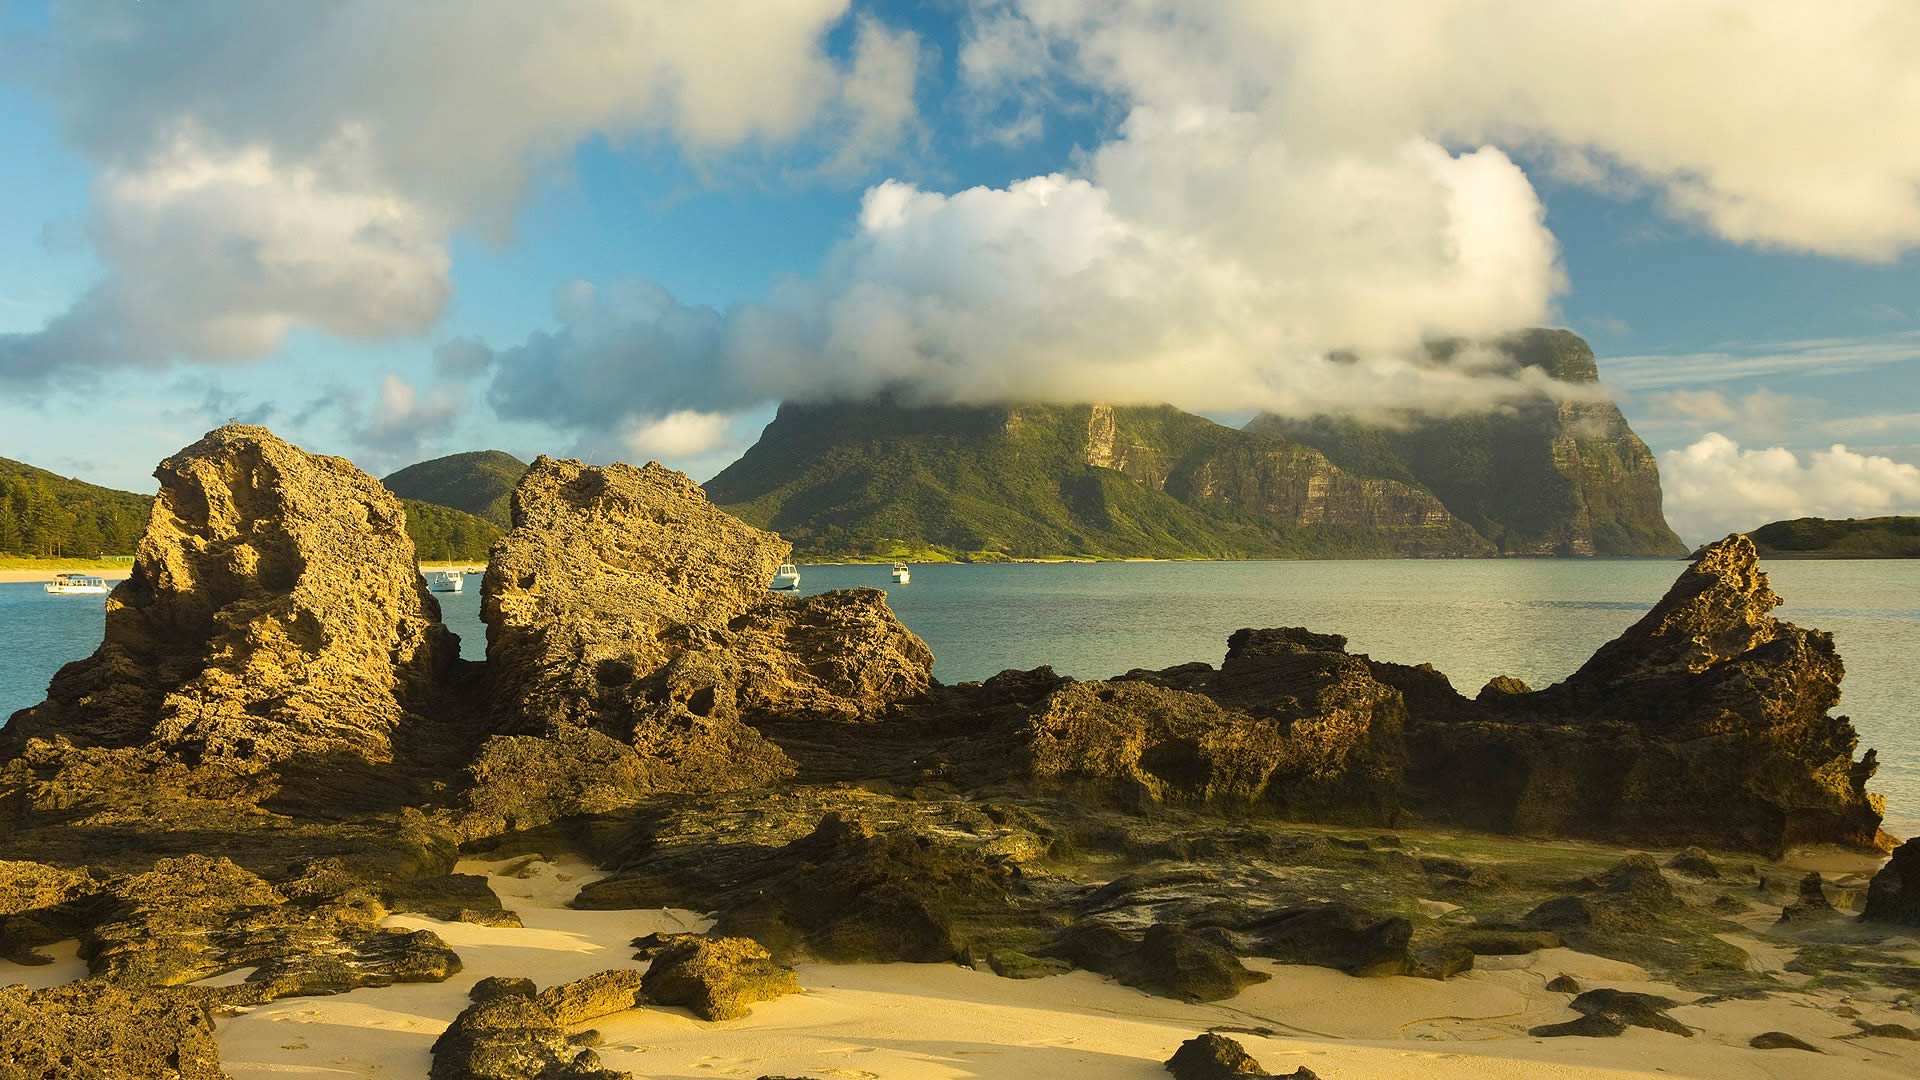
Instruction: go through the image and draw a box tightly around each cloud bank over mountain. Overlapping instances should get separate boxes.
[1660,434,1920,541]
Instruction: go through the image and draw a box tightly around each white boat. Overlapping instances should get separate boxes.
[44,573,110,595]
[771,563,801,591]
[890,563,911,584]
[427,570,464,593]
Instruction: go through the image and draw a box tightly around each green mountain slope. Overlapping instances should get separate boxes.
[383,451,527,527]
[399,499,504,562]
[704,401,1492,561]
[1248,329,1687,556]
[1741,516,1920,558]
[0,457,152,558]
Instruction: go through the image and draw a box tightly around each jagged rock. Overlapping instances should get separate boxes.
[1165,1032,1270,1078]
[1530,988,1691,1038]
[1406,943,1475,980]
[0,859,94,915]
[1667,848,1721,878]
[1252,902,1412,976]
[1545,975,1582,994]
[1776,872,1835,923]
[2,426,456,806]
[1862,837,1920,925]
[1750,1031,1822,1052]
[465,458,930,833]
[0,980,224,1079]
[1046,921,1269,1002]
[1524,855,1682,933]
[1006,628,1405,822]
[431,991,631,1080]
[1852,1020,1920,1041]
[1404,536,1882,854]
[638,935,799,1020]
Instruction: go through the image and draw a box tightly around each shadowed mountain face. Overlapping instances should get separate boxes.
[383,450,528,529]
[704,400,1494,561]
[1738,516,1920,559]
[1248,330,1686,557]
[705,331,1682,561]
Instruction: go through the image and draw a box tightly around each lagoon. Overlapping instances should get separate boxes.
[6,558,1916,836]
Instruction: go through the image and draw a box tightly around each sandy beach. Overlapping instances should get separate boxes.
[173,855,1918,1080]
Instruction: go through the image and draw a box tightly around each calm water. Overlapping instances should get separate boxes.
[5,560,1916,836]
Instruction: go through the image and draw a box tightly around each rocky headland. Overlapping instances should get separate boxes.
[0,425,1914,1078]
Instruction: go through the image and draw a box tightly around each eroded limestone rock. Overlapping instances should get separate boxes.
[1863,837,1920,926]
[637,934,799,1020]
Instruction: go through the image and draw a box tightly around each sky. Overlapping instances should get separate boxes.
[2,1,1920,545]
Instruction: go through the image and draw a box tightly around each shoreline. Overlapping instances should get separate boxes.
[1,560,485,584]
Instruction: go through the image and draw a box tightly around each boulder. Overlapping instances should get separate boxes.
[1530,988,1691,1038]
[1165,1032,1270,1078]
[638,935,799,1020]
[466,458,931,832]
[1862,837,1920,926]
[1775,872,1835,923]
[3,425,455,773]
[1750,1031,1822,1052]
[1251,902,1412,976]
[1045,921,1269,1002]
[534,968,646,1025]
[430,992,630,1080]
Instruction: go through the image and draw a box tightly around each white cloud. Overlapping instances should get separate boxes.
[350,374,465,463]
[620,410,734,458]
[1646,387,1797,430]
[1659,433,1920,542]
[1607,333,1920,390]
[967,1,1920,261]
[1,0,918,383]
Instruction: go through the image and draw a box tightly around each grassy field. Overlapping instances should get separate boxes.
[0,554,135,571]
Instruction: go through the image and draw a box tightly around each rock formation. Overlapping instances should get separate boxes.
[1863,838,1919,925]
[3,425,456,775]
[464,456,930,833]
[636,934,799,1020]
[1398,535,1883,854]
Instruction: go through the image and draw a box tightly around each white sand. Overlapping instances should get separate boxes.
[194,857,1920,1080]
[0,939,88,989]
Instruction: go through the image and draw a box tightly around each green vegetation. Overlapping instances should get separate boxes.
[383,450,527,527]
[1249,329,1687,557]
[0,554,134,571]
[705,400,1490,561]
[399,499,504,562]
[1743,516,1920,558]
[0,457,152,558]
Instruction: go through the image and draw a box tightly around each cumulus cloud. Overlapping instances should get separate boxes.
[1,0,918,384]
[965,1,1920,261]
[1659,434,1920,542]
[620,411,735,458]
[348,374,465,464]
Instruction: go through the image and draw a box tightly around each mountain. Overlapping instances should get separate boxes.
[704,400,1495,560]
[0,456,152,558]
[398,500,503,562]
[1247,329,1687,556]
[1739,516,1920,558]
[383,450,527,527]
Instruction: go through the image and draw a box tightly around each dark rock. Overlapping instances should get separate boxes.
[983,948,1071,979]
[1407,944,1474,980]
[1709,895,1748,915]
[1667,847,1721,878]
[1852,1020,1920,1040]
[1776,872,1836,923]
[1530,988,1691,1038]
[1749,1031,1822,1052]
[1165,1032,1270,1078]
[1047,921,1269,1002]
[1477,675,1532,700]
[1862,837,1920,925]
[1252,902,1411,976]
[471,975,536,1002]
[639,935,798,1020]
[0,980,224,1079]
[1545,975,1582,994]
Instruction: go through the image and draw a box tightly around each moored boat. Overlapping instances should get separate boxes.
[771,562,801,591]
[43,573,110,595]
[891,562,911,584]
[427,570,464,593]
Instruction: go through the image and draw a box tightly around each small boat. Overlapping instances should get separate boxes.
[890,563,911,584]
[771,563,801,591]
[44,573,110,595]
[427,571,464,593]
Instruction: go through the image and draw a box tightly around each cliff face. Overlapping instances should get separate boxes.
[1249,329,1685,556]
[707,400,1490,560]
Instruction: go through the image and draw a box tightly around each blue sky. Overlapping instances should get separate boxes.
[2,1,1919,542]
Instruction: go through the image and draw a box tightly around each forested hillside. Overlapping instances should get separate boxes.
[0,457,151,558]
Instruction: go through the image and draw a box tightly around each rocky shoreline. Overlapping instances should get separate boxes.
[1,425,1915,1079]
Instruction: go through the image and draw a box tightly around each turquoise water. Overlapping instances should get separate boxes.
[5,560,1917,836]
